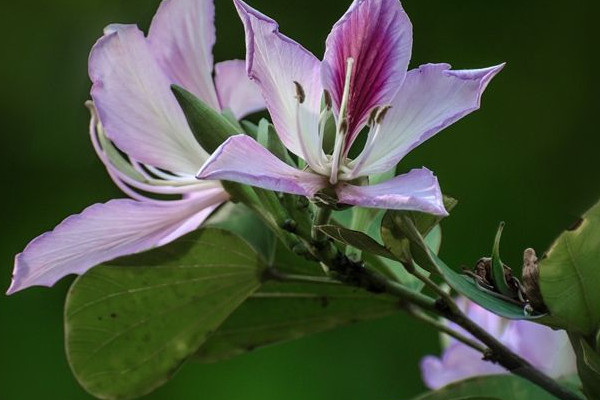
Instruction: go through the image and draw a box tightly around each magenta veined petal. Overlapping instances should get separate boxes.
[322,0,412,149]
[336,168,447,214]
[197,134,327,197]
[214,59,266,119]
[7,189,228,295]
[89,24,208,175]
[350,63,505,178]
[148,0,221,110]
[234,0,326,172]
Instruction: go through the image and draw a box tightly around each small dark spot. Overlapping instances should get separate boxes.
[349,318,359,324]
[568,217,583,231]
[97,316,103,321]
[110,313,118,319]
[205,330,214,338]
[319,296,330,308]
[245,345,257,352]
[143,334,151,342]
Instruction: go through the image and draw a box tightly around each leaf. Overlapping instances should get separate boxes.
[571,335,600,400]
[381,195,457,264]
[193,242,401,363]
[411,374,562,400]
[490,222,513,297]
[317,224,396,260]
[429,249,547,321]
[65,228,264,400]
[539,200,600,335]
[171,84,240,153]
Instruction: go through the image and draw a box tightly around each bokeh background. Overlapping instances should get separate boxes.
[0,0,597,399]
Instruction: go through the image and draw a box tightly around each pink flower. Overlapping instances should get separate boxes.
[420,297,577,389]
[197,0,503,213]
[7,0,264,294]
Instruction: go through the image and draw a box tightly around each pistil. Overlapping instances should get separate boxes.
[329,57,354,185]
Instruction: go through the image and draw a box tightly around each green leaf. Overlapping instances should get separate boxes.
[539,200,600,334]
[65,228,264,400]
[571,335,600,400]
[317,224,396,260]
[430,249,546,321]
[171,84,240,153]
[194,280,400,363]
[411,374,562,400]
[381,195,457,264]
[193,242,400,363]
[490,222,513,297]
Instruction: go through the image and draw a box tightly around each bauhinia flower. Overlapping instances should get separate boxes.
[197,0,504,214]
[420,297,577,389]
[7,0,264,294]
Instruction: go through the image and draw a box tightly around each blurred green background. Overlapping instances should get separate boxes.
[0,0,596,399]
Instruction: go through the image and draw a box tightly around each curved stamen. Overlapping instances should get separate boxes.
[346,105,392,180]
[86,101,207,200]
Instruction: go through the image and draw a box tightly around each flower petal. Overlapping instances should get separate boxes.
[322,0,412,147]
[420,342,504,390]
[214,59,266,119]
[350,63,505,178]
[337,168,447,214]
[501,320,576,379]
[148,0,220,110]
[89,24,208,175]
[7,189,227,294]
[234,0,326,172]
[197,134,327,197]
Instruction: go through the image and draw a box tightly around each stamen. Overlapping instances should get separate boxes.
[323,90,332,111]
[293,81,306,104]
[368,106,380,126]
[375,105,392,124]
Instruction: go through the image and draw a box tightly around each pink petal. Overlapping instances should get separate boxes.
[501,320,576,379]
[234,0,326,172]
[420,342,505,390]
[214,59,266,119]
[197,134,327,197]
[148,0,220,110]
[336,168,447,214]
[322,0,412,149]
[89,24,207,175]
[7,189,227,295]
[351,63,505,178]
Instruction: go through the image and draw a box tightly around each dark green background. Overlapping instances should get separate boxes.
[0,0,596,399]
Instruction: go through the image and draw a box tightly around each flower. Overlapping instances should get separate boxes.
[420,297,577,389]
[7,0,264,294]
[197,0,504,214]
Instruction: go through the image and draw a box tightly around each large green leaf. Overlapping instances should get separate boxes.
[411,374,561,400]
[571,335,600,400]
[539,200,600,334]
[193,242,401,363]
[194,280,400,363]
[65,228,264,400]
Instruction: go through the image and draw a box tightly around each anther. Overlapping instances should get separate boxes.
[375,105,392,124]
[323,90,332,110]
[293,81,306,104]
[368,107,380,126]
